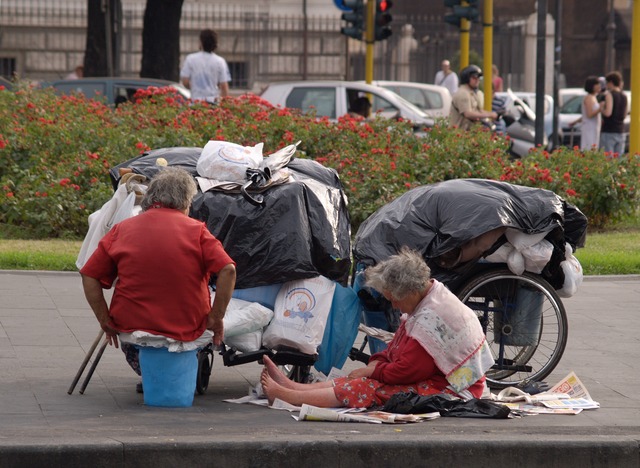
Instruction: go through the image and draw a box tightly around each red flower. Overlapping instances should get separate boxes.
[566,189,577,196]
[6,192,13,198]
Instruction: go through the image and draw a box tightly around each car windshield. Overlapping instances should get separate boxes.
[385,91,430,118]
[561,95,583,114]
[383,86,443,110]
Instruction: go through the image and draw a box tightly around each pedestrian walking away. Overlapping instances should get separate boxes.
[180,29,232,104]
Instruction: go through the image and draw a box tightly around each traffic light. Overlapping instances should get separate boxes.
[444,0,479,28]
[375,0,393,41]
[340,0,365,40]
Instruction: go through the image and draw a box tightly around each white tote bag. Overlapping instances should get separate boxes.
[262,276,336,355]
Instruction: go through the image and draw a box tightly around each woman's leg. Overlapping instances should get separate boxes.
[262,355,333,391]
[261,371,341,408]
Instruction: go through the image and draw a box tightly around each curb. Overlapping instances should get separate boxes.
[0,437,638,468]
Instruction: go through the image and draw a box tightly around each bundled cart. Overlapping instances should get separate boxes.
[102,145,360,392]
[352,178,588,389]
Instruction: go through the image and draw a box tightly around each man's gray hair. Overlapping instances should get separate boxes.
[141,167,197,212]
[364,247,431,300]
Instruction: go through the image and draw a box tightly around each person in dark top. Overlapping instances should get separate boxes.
[349,96,372,119]
[599,71,628,154]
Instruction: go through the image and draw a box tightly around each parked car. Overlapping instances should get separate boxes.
[41,77,191,106]
[360,80,452,118]
[259,80,434,129]
[558,88,585,108]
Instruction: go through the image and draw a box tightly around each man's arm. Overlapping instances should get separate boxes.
[462,108,498,121]
[81,274,119,347]
[207,263,236,345]
[181,77,191,90]
[601,92,613,118]
[219,81,229,98]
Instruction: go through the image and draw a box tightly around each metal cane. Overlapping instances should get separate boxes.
[78,337,109,394]
[67,329,104,395]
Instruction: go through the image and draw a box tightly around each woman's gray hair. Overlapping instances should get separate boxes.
[364,247,431,300]
[140,167,197,212]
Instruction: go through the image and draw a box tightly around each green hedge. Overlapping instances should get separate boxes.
[0,84,638,238]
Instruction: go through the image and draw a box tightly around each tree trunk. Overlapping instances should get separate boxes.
[84,0,122,77]
[140,0,185,81]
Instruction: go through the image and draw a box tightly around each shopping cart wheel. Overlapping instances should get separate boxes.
[196,345,214,395]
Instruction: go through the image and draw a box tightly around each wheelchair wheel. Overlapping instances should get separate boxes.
[455,268,568,389]
[196,346,214,395]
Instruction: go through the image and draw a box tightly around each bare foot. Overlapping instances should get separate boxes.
[261,369,286,406]
[262,355,296,389]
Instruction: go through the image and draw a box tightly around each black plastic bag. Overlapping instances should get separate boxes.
[382,392,511,419]
[353,178,587,288]
[109,147,352,288]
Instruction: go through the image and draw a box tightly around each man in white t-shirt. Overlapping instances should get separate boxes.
[434,59,458,95]
[180,29,231,103]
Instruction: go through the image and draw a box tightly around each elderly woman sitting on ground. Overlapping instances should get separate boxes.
[261,247,494,408]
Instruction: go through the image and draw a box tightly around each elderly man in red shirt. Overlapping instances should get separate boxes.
[80,167,236,385]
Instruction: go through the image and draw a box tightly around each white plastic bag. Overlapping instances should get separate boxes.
[521,239,554,274]
[196,140,263,183]
[225,330,263,353]
[262,276,336,355]
[218,297,274,338]
[557,243,584,298]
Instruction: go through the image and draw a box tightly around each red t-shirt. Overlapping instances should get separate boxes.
[80,208,235,342]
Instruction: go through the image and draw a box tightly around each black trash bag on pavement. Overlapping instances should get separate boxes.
[353,178,587,288]
[109,147,352,289]
[382,392,511,419]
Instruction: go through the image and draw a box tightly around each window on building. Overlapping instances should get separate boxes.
[227,61,248,89]
[0,57,16,79]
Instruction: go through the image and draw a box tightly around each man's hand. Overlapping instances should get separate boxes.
[207,314,224,346]
[99,319,120,348]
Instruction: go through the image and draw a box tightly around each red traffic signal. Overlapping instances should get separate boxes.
[375,0,393,41]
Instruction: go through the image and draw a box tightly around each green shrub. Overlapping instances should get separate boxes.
[0,84,637,238]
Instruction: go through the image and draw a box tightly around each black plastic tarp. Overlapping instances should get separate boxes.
[353,178,587,286]
[110,147,352,289]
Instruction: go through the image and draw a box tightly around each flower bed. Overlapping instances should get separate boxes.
[0,84,637,238]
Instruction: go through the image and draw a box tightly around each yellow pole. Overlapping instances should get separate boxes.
[483,0,493,111]
[460,1,470,69]
[365,0,375,84]
[630,0,640,154]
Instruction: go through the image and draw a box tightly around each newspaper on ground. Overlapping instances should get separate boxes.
[491,371,599,415]
[293,404,440,424]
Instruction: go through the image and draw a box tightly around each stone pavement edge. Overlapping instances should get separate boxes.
[0,271,638,468]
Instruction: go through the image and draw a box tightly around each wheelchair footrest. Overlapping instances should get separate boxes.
[221,347,269,367]
[491,359,533,373]
[270,349,317,367]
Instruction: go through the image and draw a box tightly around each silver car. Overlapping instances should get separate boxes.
[362,80,452,118]
[259,80,434,129]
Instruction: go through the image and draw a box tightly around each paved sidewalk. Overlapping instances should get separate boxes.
[0,271,638,467]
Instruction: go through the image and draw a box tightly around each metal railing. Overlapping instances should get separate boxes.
[0,0,525,91]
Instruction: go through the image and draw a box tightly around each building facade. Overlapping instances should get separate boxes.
[0,0,632,91]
